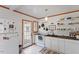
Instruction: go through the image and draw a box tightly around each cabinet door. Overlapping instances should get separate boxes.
[58,38,65,54]
[51,37,58,52]
[65,40,79,54]
[45,37,52,50]
[35,35,38,43]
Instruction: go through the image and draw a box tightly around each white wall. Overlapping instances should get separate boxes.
[38,12,79,36]
[0,7,37,45]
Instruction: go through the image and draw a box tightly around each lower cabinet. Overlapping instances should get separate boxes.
[58,38,65,53]
[35,35,38,44]
[51,37,58,52]
[45,37,52,50]
[45,36,65,53]
[65,40,79,54]
[45,36,79,54]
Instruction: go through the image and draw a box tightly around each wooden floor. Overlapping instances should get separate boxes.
[21,45,44,54]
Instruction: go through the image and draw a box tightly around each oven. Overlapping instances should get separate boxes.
[35,35,45,47]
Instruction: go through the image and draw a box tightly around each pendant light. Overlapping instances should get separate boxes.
[45,9,48,21]
[45,17,48,21]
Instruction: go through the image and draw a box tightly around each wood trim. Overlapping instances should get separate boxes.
[22,19,23,49]
[22,19,33,22]
[0,5,9,9]
[0,5,38,19]
[22,19,34,48]
[23,43,35,49]
[1,5,79,20]
[39,10,79,19]
[49,10,79,17]
[13,10,39,19]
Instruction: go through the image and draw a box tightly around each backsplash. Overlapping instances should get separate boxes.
[38,21,55,35]
[38,16,79,36]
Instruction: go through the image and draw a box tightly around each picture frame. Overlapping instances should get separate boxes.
[49,25,56,31]
[33,21,38,33]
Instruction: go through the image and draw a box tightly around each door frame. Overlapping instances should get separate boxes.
[22,19,34,48]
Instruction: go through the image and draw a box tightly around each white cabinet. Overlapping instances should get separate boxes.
[58,38,65,53]
[35,35,38,43]
[44,36,79,54]
[45,37,52,50]
[51,37,58,52]
[45,37,64,53]
[65,39,79,54]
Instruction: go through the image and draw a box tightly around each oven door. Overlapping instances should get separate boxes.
[35,35,45,47]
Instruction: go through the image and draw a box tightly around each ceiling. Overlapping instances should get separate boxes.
[4,5,79,18]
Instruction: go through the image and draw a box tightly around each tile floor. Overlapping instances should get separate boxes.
[21,45,44,54]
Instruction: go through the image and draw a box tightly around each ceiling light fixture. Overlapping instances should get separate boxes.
[45,9,48,21]
[45,17,48,21]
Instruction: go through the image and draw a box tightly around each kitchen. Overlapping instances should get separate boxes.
[34,9,79,54]
[0,5,79,54]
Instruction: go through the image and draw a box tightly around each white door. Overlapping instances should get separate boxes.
[23,21,33,48]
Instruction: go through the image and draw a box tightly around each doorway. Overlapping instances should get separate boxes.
[22,20,33,48]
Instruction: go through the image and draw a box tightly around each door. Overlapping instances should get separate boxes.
[22,20,33,48]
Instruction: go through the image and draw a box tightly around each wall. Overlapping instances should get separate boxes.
[0,7,37,45]
[38,12,79,36]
